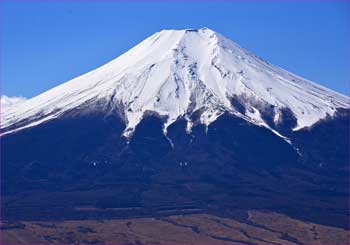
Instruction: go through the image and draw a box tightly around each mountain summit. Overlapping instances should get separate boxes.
[1,28,348,137]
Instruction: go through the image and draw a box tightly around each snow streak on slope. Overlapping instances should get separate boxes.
[1,28,349,137]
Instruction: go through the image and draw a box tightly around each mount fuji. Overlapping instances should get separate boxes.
[1,28,349,228]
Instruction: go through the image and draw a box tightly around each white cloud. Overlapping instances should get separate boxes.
[1,95,27,112]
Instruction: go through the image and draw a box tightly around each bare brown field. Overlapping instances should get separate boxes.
[1,211,349,244]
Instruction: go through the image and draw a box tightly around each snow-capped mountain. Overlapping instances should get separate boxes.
[1,28,348,137]
[2,28,349,228]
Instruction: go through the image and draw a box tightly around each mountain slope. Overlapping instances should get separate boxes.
[1,28,348,137]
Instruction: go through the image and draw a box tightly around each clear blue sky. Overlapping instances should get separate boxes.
[1,0,349,98]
